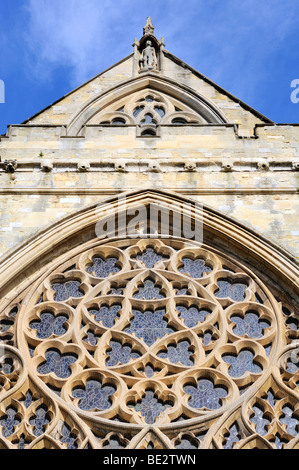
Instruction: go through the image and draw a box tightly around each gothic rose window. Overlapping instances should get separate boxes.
[94,89,206,131]
[0,238,298,449]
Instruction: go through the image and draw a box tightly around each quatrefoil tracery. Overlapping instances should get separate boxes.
[1,237,297,448]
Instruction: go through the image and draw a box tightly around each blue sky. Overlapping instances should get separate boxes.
[1,0,299,134]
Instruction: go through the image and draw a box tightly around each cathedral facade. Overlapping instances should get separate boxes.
[0,19,298,449]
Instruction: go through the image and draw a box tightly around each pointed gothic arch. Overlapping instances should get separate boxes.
[0,189,298,449]
[0,190,297,298]
[66,74,229,136]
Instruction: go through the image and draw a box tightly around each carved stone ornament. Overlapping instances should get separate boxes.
[0,235,298,449]
[136,18,162,74]
[139,40,158,72]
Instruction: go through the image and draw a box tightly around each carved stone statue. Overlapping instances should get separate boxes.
[139,40,157,71]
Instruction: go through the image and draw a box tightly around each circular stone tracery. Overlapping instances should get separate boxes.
[20,239,278,429]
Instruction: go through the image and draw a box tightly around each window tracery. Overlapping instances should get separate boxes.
[0,237,298,449]
[96,90,206,134]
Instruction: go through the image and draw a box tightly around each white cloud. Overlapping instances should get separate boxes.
[24,0,138,85]
[23,0,299,102]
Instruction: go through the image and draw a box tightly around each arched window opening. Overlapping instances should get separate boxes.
[154,106,165,118]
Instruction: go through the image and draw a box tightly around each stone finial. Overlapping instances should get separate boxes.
[143,17,155,36]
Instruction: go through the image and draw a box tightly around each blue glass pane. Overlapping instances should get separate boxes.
[176,305,211,328]
[0,358,14,375]
[280,406,299,437]
[88,304,122,328]
[222,349,262,377]
[30,312,68,339]
[272,434,285,449]
[144,364,155,378]
[223,423,240,449]
[102,436,126,449]
[184,379,227,410]
[154,106,165,117]
[158,341,193,366]
[18,436,28,449]
[286,317,299,332]
[130,390,170,424]
[250,405,271,435]
[175,288,188,295]
[86,257,120,278]
[202,331,213,346]
[133,279,165,300]
[0,408,21,438]
[106,341,141,367]
[286,357,298,373]
[23,390,33,408]
[133,106,144,117]
[265,389,276,407]
[231,312,270,338]
[179,258,212,278]
[112,118,126,125]
[37,349,77,378]
[176,437,198,449]
[215,280,247,301]
[264,344,272,356]
[134,248,169,268]
[29,406,51,437]
[0,319,14,333]
[52,280,84,301]
[108,287,124,295]
[83,330,100,346]
[60,423,78,449]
